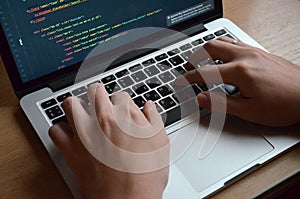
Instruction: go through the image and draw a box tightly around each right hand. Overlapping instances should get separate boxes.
[176,36,300,127]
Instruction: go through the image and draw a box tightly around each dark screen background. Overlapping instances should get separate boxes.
[0,0,214,83]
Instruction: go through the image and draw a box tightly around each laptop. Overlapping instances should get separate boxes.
[0,0,299,198]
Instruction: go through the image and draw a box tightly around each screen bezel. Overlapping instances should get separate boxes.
[0,0,222,98]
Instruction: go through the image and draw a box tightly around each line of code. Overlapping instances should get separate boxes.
[29,3,162,69]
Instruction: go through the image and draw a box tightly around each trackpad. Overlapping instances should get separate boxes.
[170,115,274,192]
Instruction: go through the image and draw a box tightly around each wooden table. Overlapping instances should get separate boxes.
[0,0,300,198]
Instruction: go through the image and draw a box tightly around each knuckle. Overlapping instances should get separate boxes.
[247,48,263,59]
[111,91,130,100]
[235,61,251,75]
[62,97,75,110]
[63,96,73,105]
[130,108,142,119]
[97,113,115,131]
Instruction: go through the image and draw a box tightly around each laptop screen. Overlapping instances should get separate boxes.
[0,0,216,84]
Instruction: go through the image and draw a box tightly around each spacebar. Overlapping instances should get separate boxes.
[162,100,199,127]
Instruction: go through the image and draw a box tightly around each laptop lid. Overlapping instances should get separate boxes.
[0,0,222,98]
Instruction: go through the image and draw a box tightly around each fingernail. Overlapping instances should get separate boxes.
[148,100,156,111]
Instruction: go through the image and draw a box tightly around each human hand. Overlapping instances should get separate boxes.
[48,83,170,199]
[177,36,300,127]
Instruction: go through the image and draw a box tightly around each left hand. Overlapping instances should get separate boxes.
[49,83,170,199]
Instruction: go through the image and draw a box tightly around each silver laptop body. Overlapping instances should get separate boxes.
[0,1,299,198]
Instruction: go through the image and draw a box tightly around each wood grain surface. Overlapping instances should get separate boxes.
[0,0,299,198]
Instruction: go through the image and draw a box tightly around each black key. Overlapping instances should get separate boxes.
[192,85,201,95]
[172,94,179,103]
[57,92,72,102]
[169,55,184,66]
[214,29,227,36]
[181,50,192,61]
[144,65,160,76]
[157,60,172,71]
[159,97,176,110]
[157,85,173,97]
[101,75,116,84]
[198,58,215,66]
[179,43,192,51]
[191,39,204,46]
[52,116,68,125]
[129,64,142,72]
[133,83,149,95]
[167,48,180,56]
[161,105,181,127]
[171,66,186,77]
[163,100,198,127]
[211,87,226,93]
[78,93,89,103]
[182,85,198,98]
[223,84,239,95]
[133,96,146,108]
[115,69,129,78]
[41,98,57,109]
[225,34,234,39]
[131,71,147,82]
[72,87,87,96]
[155,103,163,113]
[214,60,224,65]
[158,71,175,83]
[174,91,190,102]
[105,82,121,94]
[142,58,155,67]
[144,90,161,101]
[146,77,162,89]
[123,88,136,98]
[118,76,134,88]
[45,105,63,120]
[155,53,168,61]
[203,34,215,41]
[198,84,209,91]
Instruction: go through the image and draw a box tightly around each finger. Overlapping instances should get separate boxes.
[87,83,111,112]
[217,36,250,47]
[78,98,91,115]
[185,36,243,70]
[110,91,131,106]
[62,97,89,140]
[176,63,237,85]
[143,100,164,128]
[49,123,74,154]
[201,39,241,62]
[111,92,149,126]
[88,83,113,124]
[197,91,245,116]
[143,100,159,122]
[184,46,214,71]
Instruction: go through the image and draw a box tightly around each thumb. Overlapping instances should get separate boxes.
[197,91,245,116]
[49,123,74,155]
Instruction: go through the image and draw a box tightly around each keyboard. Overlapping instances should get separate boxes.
[39,28,238,128]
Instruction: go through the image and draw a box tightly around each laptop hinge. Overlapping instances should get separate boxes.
[181,23,207,37]
[48,73,76,92]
